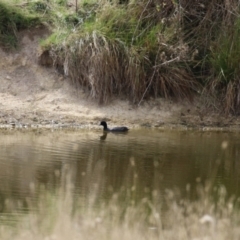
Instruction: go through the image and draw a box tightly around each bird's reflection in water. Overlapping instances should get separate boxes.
[100,131,129,141]
[100,132,108,140]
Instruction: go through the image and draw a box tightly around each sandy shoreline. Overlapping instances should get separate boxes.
[0,28,239,131]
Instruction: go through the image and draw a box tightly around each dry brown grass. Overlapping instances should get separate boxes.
[38,0,200,104]
[49,31,147,104]
[46,31,199,104]
[36,0,240,113]
[180,0,240,115]
[0,173,239,240]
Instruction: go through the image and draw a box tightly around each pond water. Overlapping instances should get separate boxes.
[0,129,239,220]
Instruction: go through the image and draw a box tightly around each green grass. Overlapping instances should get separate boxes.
[0,1,40,48]
[207,16,240,114]
[210,25,240,85]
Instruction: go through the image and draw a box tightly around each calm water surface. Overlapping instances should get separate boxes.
[0,129,239,217]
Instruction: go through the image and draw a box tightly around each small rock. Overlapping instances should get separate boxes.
[32,117,38,122]
[141,122,151,128]
[21,58,27,66]
[154,122,164,127]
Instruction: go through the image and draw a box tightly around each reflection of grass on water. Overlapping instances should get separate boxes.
[0,168,239,240]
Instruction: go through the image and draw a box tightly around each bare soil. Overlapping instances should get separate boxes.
[0,27,239,130]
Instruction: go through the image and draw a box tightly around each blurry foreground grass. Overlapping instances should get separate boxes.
[0,170,240,240]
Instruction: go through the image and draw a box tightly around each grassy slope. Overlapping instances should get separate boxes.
[1,0,240,114]
[0,1,40,48]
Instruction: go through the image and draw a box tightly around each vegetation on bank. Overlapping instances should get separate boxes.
[1,0,240,114]
[0,1,40,48]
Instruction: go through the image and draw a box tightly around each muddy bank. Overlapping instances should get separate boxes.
[0,28,239,131]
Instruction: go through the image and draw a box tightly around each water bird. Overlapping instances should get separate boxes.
[100,121,129,132]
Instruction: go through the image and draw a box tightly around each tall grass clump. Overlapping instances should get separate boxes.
[209,15,240,115]
[40,0,199,104]
[0,1,40,49]
[178,0,240,114]
[45,29,145,103]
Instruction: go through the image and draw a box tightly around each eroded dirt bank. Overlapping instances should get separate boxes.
[0,28,240,131]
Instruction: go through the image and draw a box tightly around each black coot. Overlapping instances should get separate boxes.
[100,121,129,132]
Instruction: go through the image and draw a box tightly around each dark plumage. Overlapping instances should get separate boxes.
[100,121,129,132]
